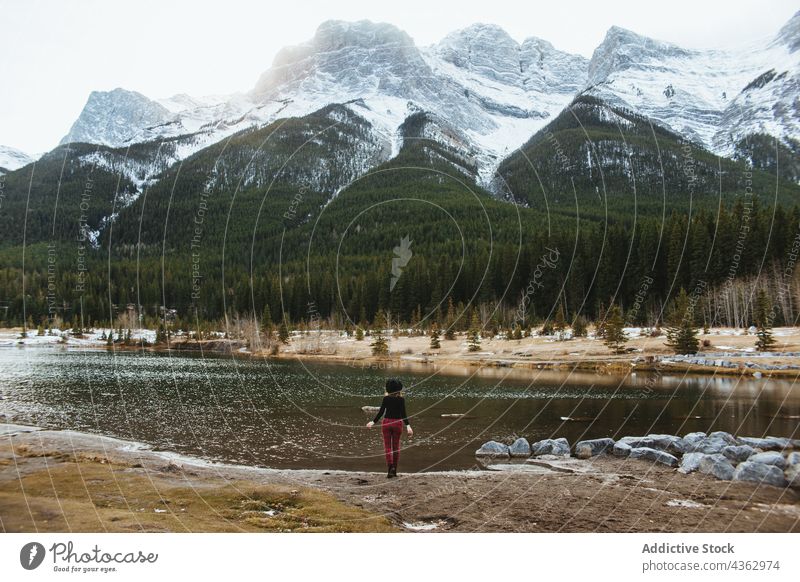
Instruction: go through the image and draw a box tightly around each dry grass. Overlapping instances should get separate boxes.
[0,442,396,533]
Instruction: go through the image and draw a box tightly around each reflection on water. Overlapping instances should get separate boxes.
[0,347,797,471]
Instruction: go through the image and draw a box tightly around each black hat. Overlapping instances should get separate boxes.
[385,378,403,393]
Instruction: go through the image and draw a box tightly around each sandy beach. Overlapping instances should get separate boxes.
[1,423,798,533]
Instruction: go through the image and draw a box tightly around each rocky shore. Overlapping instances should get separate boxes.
[2,423,799,533]
[477,432,800,489]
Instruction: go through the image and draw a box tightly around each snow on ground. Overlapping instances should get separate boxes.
[0,328,156,348]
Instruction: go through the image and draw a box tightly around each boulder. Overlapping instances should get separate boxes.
[613,441,632,457]
[628,447,679,467]
[786,465,800,489]
[508,437,531,458]
[531,438,570,457]
[475,441,510,458]
[618,434,687,454]
[733,461,787,487]
[736,436,791,451]
[721,445,755,463]
[687,432,737,454]
[786,452,800,466]
[678,452,706,474]
[748,451,786,469]
[698,453,735,480]
[574,438,615,459]
[682,432,707,446]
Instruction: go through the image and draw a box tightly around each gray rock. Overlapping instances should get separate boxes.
[574,438,615,459]
[708,431,737,445]
[786,465,800,488]
[748,451,786,469]
[698,453,735,480]
[679,452,706,474]
[722,445,755,463]
[736,436,791,451]
[531,437,570,457]
[618,434,687,454]
[508,437,531,458]
[475,440,510,458]
[613,441,632,457]
[628,447,679,467]
[733,461,787,487]
[682,432,707,445]
[687,432,738,454]
[786,452,800,466]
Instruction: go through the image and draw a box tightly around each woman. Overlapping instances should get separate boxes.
[366,378,413,478]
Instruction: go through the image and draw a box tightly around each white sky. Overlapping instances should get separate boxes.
[0,0,797,154]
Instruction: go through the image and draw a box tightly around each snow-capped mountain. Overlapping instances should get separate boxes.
[0,145,34,172]
[59,20,588,185]
[61,88,172,147]
[584,12,800,156]
[56,13,800,187]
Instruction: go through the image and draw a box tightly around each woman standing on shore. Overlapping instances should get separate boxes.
[366,378,413,478]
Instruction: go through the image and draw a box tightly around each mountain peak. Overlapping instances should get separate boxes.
[253,19,424,99]
[312,19,414,50]
[61,88,170,147]
[433,23,520,84]
[589,25,691,85]
[775,10,800,52]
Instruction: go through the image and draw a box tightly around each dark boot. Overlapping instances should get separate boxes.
[387,465,394,478]
[389,465,397,478]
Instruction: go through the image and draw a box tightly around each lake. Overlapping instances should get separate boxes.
[0,347,798,471]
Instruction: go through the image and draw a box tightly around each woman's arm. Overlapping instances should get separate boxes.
[369,397,387,425]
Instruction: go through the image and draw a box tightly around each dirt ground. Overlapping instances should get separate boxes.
[1,424,797,533]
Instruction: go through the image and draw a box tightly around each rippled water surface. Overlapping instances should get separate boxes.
[1,347,798,471]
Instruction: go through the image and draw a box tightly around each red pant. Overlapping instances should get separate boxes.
[381,418,403,467]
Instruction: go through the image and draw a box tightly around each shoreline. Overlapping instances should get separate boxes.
[3,326,800,380]
[2,423,798,533]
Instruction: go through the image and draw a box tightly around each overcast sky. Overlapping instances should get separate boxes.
[1,0,797,154]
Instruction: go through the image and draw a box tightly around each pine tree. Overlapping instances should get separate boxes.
[572,316,588,338]
[370,311,389,356]
[511,324,522,340]
[106,331,114,347]
[261,304,273,335]
[355,326,364,341]
[466,312,481,352]
[553,303,566,340]
[603,305,628,354]
[444,297,456,340]
[278,320,290,344]
[37,323,45,336]
[595,302,608,339]
[754,289,777,352]
[429,324,441,349]
[665,288,699,354]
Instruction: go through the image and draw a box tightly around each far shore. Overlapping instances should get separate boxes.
[3,326,800,379]
[2,423,798,533]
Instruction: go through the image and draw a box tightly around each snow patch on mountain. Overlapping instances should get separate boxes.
[0,145,35,172]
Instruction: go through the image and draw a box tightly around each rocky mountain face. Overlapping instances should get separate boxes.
[585,14,800,157]
[53,12,800,193]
